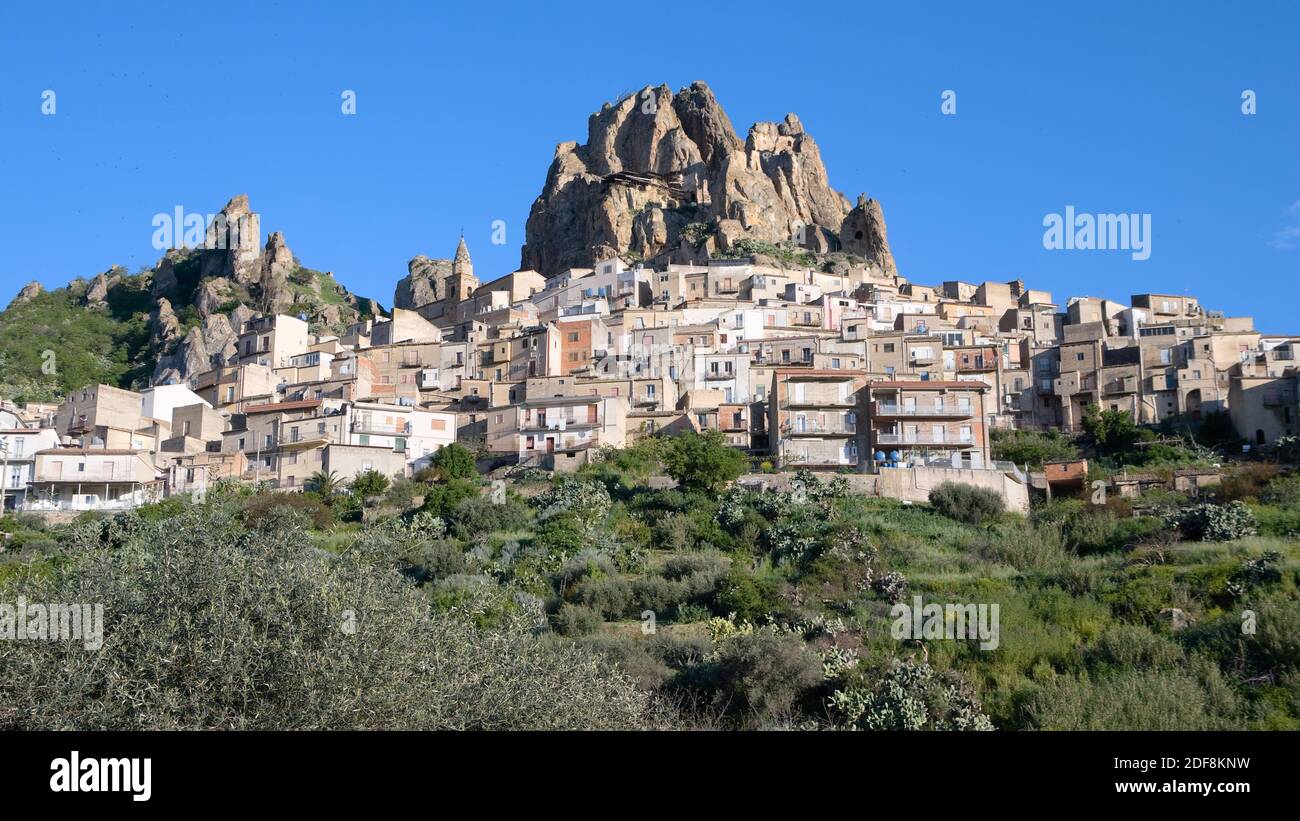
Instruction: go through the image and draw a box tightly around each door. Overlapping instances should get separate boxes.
[587,404,598,424]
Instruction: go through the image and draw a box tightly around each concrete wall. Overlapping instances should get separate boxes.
[740,465,1030,514]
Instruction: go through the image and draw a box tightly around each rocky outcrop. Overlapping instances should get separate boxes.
[259,231,296,314]
[201,194,262,284]
[520,81,877,277]
[839,195,897,276]
[85,266,125,305]
[9,281,44,308]
[395,255,452,309]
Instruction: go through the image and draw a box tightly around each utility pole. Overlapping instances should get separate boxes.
[0,439,9,512]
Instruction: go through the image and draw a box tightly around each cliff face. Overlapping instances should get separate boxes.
[520,81,895,276]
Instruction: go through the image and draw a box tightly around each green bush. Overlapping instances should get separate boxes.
[1084,624,1184,672]
[928,481,1006,525]
[990,428,1079,468]
[631,576,688,614]
[1168,501,1258,542]
[429,442,477,480]
[0,503,665,730]
[713,568,779,621]
[448,495,531,539]
[576,577,636,619]
[551,603,604,636]
[243,492,334,530]
[694,630,823,725]
[1026,670,1237,730]
[419,478,481,520]
[660,431,746,492]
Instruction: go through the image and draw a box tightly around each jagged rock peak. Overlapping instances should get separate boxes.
[520,81,879,277]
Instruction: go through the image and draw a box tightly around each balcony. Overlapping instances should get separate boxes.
[873,402,973,418]
[520,418,598,433]
[784,452,859,468]
[1263,392,1295,407]
[781,396,856,409]
[875,432,976,447]
[1102,379,1134,395]
[351,420,411,435]
[704,371,736,381]
[782,421,857,436]
[909,353,936,366]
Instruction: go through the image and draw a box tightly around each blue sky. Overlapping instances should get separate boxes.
[1,1,1297,331]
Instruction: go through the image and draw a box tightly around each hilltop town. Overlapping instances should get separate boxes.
[0,83,1296,516]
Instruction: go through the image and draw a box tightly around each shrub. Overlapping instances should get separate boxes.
[661,553,729,581]
[429,442,477,480]
[829,659,993,731]
[350,469,391,498]
[631,576,688,614]
[990,428,1079,468]
[419,478,481,520]
[1167,501,1258,542]
[551,603,603,637]
[0,503,665,730]
[928,482,1005,525]
[700,630,824,724]
[1025,670,1236,730]
[1084,625,1184,672]
[575,577,636,619]
[533,479,611,535]
[243,492,334,530]
[448,495,531,539]
[713,568,779,621]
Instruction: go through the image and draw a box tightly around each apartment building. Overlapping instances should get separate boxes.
[0,427,61,509]
[867,380,991,470]
[27,448,162,512]
[497,394,630,472]
[768,369,870,471]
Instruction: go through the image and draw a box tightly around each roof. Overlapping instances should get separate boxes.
[243,400,322,414]
[869,380,988,390]
[35,448,141,456]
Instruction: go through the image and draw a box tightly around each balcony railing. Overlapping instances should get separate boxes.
[875,433,975,446]
[351,420,411,434]
[781,396,856,409]
[784,453,859,467]
[874,402,973,417]
[1263,393,1295,407]
[782,421,857,435]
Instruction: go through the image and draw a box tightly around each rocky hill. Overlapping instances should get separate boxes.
[0,195,383,402]
[520,81,896,277]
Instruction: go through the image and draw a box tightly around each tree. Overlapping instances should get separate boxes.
[350,469,391,498]
[429,442,477,481]
[1082,406,1142,456]
[0,502,667,730]
[661,431,746,492]
[990,429,1079,468]
[306,470,341,498]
